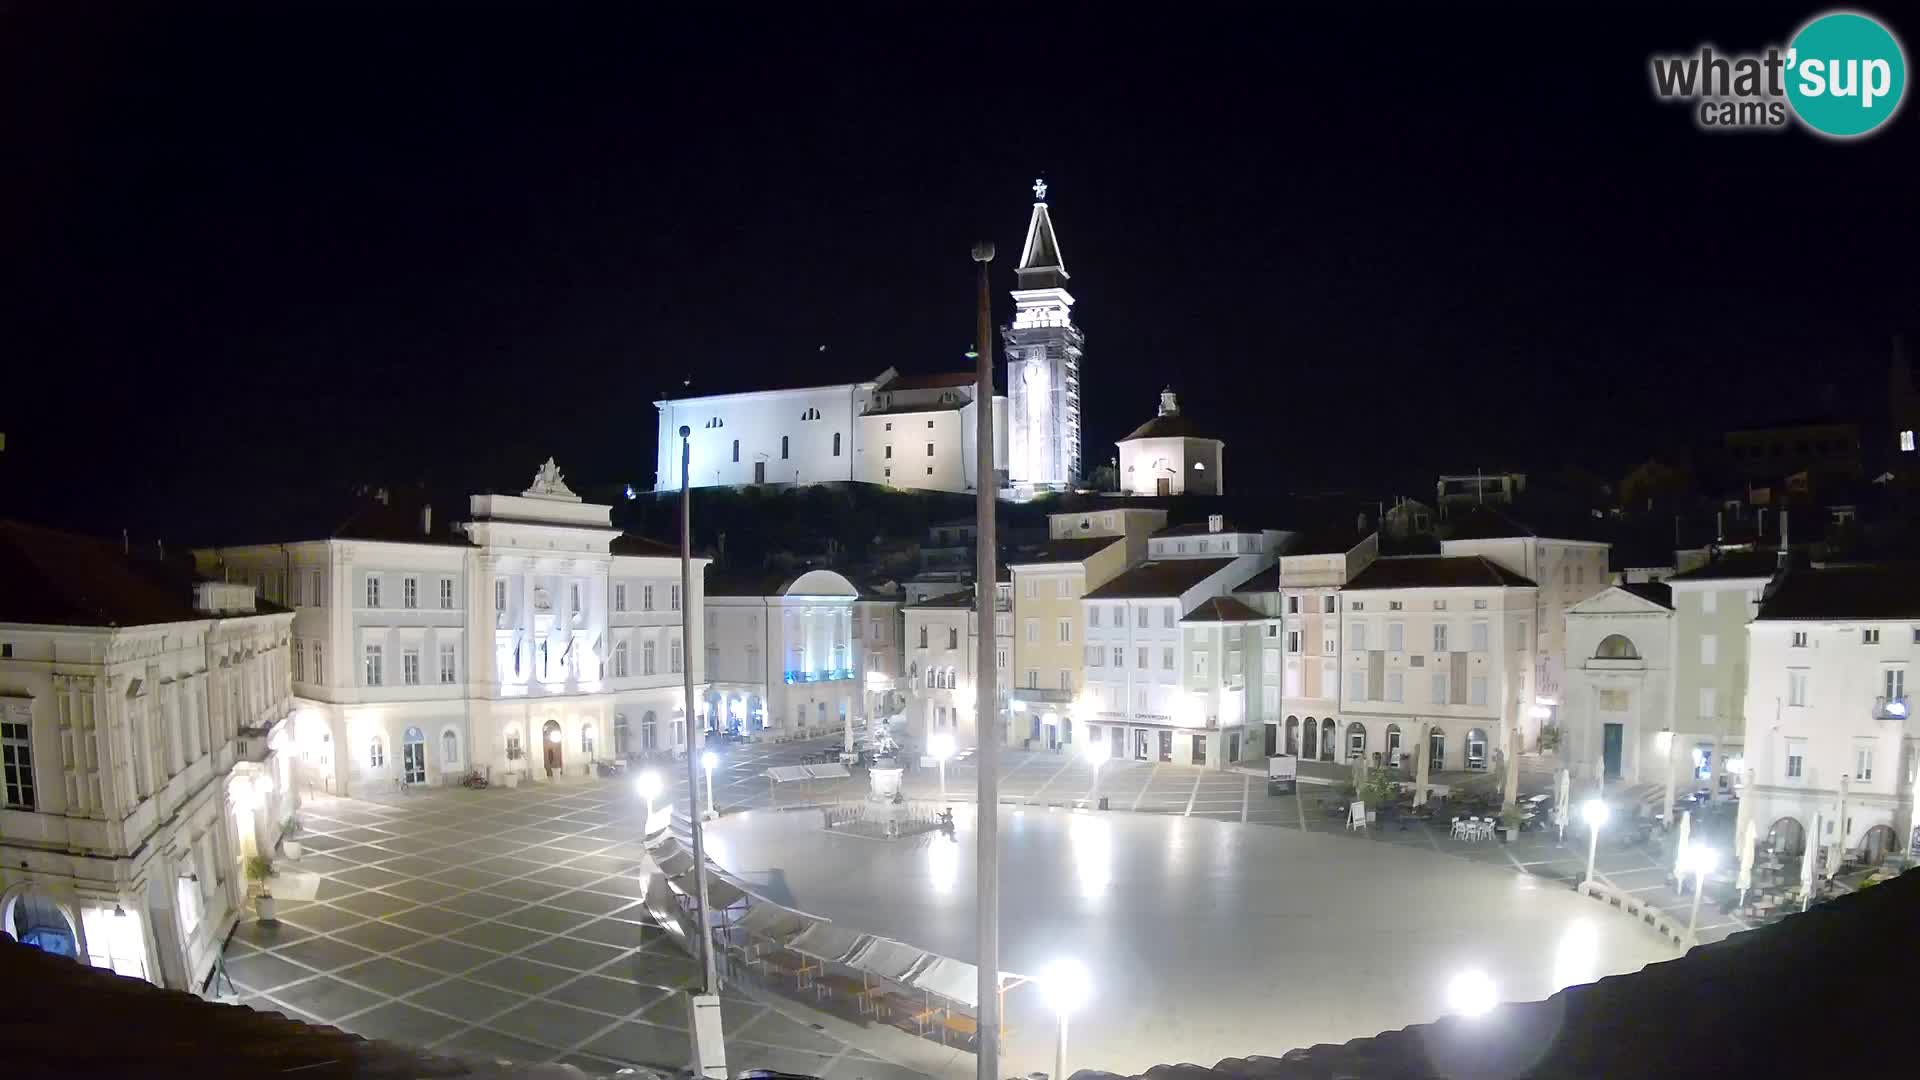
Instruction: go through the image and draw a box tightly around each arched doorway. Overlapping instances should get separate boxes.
[1319,718,1336,761]
[402,727,426,785]
[441,728,461,772]
[5,889,77,958]
[541,719,563,776]
[1344,721,1366,762]
[1466,728,1489,771]
[1300,717,1316,759]
[642,710,659,751]
[1861,824,1897,865]
[1429,728,1447,772]
[1768,816,1806,857]
[614,713,630,757]
[581,721,597,762]
[1285,716,1299,756]
[1594,634,1640,659]
[1385,723,1403,767]
[748,694,765,732]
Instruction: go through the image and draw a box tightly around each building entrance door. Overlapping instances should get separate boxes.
[1134,729,1149,761]
[1602,722,1624,780]
[1263,723,1277,757]
[1156,477,1172,496]
[1111,725,1125,759]
[1158,730,1173,762]
[542,719,563,776]
[402,727,426,785]
[753,461,766,484]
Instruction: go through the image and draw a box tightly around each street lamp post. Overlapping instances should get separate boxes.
[1040,959,1090,1080]
[700,751,719,820]
[929,732,955,804]
[1581,798,1608,887]
[1684,844,1718,944]
[636,770,663,831]
[1083,738,1110,809]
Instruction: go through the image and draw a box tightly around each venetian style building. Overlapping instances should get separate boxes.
[1740,563,1919,867]
[1561,582,1676,792]
[1,521,296,995]
[901,576,1013,749]
[1080,518,1284,768]
[202,461,706,795]
[1003,178,1085,492]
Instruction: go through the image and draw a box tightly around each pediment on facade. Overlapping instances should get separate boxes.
[1567,586,1672,618]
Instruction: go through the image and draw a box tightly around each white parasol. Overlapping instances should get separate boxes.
[1800,811,1820,910]
[1674,809,1692,882]
[1553,768,1570,841]
[1735,817,1757,904]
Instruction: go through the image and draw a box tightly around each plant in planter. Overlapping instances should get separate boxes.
[245,854,278,922]
[1498,806,1523,842]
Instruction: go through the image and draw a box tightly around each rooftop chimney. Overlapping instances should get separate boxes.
[1207,514,1224,534]
[421,504,433,536]
[1158,388,1178,417]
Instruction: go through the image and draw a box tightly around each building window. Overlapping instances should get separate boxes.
[1863,628,1881,645]
[1349,671,1367,702]
[1058,619,1072,643]
[313,641,324,682]
[403,576,418,609]
[926,442,935,456]
[948,627,960,649]
[443,729,460,765]
[439,643,456,684]
[671,585,681,610]
[1387,622,1404,652]
[1026,669,1039,689]
[439,578,454,609]
[1791,631,1808,648]
[1903,430,1916,452]
[366,575,382,608]
[1351,623,1367,651]
[732,439,740,462]
[1699,687,1717,719]
[1469,675,1488,706]
[1388,601,1403,611]
[1112,647,1124,668]
[1,712,35,810]
[1193,652,1209,677]
[293,639,306,682]
[781,435,790,459]
[495,578,507,611]
[1701,634,1717,666]
[614,640,630,677]
[1786,668,1808,706]
[1884,667,1905,702]
[402,648,421,686]
[1386,672,1403,702]
[833,432,842,456]
[614,584,627,612]
[1433,623,1449,652]
[364,645,384,687]
[643,641,657,676]
[311,569,324,607]
[1472,598,1488,610]
[1088,606,1101,629]
[1431,673,1448,704]
[671,639,683,673]
[996,648,1008,671]
[1059,670,1073,692]
[570,583,582,612]
[1287,630,1300,652]
[1470,621,1490,651]
[1322,596,1336,614]
[1701,589,1718,615]
[1433,599,1447,611]
[1350,601,1364,611]
[369,736,385,769]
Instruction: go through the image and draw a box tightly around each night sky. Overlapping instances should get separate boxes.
[4,3,1916,544]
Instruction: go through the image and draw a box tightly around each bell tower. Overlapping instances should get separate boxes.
[1003,179,1084,489]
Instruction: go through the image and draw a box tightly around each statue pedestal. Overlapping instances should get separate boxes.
[869,763,904,802]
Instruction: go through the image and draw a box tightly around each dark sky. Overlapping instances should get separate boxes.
[4,2,1916,544]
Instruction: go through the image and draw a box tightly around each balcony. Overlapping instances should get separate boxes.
[783,668,856,685]
[1874,695,1910,723]
[1010,686,1074,706]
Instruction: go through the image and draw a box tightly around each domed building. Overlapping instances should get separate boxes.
[1116,389,1224,496]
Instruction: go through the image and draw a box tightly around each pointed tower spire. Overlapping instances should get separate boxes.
[1016,177,1069,290]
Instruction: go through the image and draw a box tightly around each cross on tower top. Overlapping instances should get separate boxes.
[1032,177,1047,201]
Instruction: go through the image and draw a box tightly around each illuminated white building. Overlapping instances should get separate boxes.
[1116,389,1223,496]
[1004,179,1085,492]
[703,568,860,740]
[1739,564,1919,867]
[1080,518,1283,769]
[0,521,295,993]
[653,369,1008,494]
[1336,555,1539,773]
[901,577,1011,748]
[853,595,903,725]
[203,461,706,794]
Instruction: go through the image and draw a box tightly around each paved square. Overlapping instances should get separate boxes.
[229,735,1748,1076]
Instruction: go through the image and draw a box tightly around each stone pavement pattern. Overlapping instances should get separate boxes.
[224,779,926,1080]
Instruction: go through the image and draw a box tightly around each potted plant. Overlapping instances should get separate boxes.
[503,742,523,788]
[1498,806,1523,843]
[245,854,278,922]
[281,817,304,860]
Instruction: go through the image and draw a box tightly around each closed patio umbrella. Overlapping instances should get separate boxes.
[1735,818,1757,906]
[1554,768,1570,841]
[1800,811,1821,911]
[1674,810,1691,883]
[1830,775,1849,878]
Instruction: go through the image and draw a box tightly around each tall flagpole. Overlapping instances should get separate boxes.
[681,426,726,1079]
[970,239,1000,1080]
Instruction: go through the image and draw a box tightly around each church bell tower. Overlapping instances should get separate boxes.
[1003,179,1084,489]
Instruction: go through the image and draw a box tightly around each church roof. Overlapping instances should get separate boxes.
[877,371,981,391]
[1016,181,1070,290]
[1344,555,1536,590]
[1122,412,1214,441]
